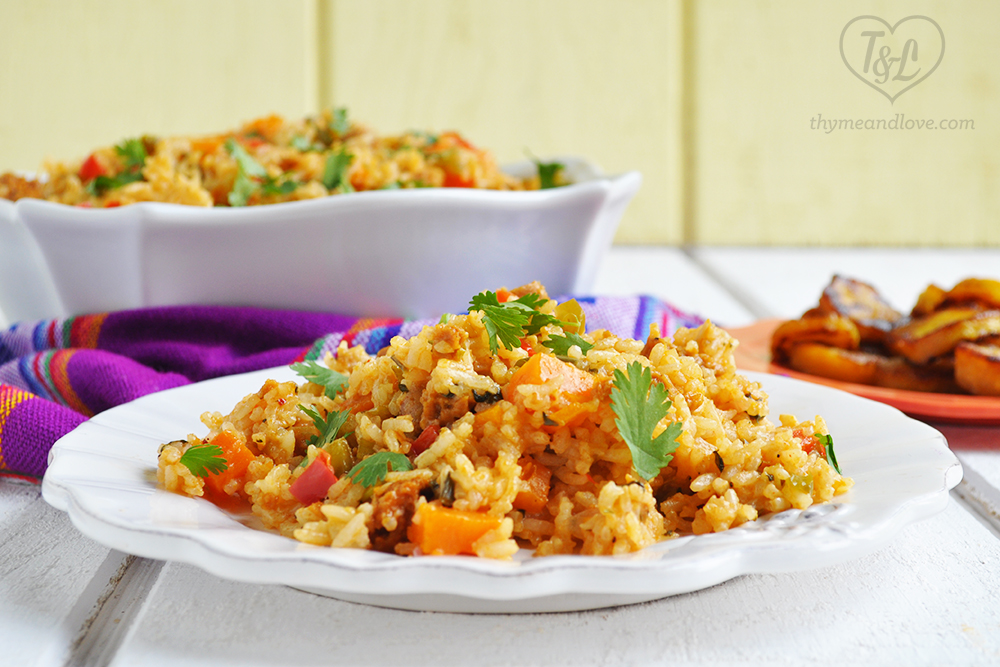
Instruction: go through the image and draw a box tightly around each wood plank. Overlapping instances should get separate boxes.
[954,450,1000,535]
[690,247,1000,319]
[107,500,1000,666]
[0,481,125,666]
[0,0,317,173]
[323,0,684,244]
[594,246,756,327]
[689,1,1000,246]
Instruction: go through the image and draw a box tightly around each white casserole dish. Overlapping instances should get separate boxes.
[0,158,640,321]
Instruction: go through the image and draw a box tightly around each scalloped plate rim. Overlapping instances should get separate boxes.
[41,367,960,612]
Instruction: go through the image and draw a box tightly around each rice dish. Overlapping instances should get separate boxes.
[0,109,560,208]
[157,283,852,558]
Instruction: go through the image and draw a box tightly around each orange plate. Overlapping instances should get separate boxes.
[727,319,1000,426]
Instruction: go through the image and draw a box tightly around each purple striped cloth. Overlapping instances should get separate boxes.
[0,296,703,481]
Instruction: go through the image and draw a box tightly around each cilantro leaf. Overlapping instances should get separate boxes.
[225,138,267,177]
[542,332,594,358]
[347,451,414,488]
[518,294,564,335]
[86,174,116,197]
[469,291,536,353]
[610,361,682,482]
[223,138,297,202]
[322,148,354,192]
[408,130,438,146]
[816,433,842,474]
[299,405,351,448]
[469,291,571,353]
[291,361,349,399]
[225,138,268,206]
[85,138,148,196]
[116,138,148,170]
[291,135,324,152]
[330,107,350,136]
[261,177,298,196]
[535,159,565,189]
[178,443,229,477]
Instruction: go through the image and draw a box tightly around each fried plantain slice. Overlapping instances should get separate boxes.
[887,308,1000,365]
[954,342,1000,396]
[873,355,962,394]
[771,312,860,363]
[941,278,1000,311]
[911,284,947,317]
[785,343,880,385]
[784,342,959,392]
[819,275,904,344]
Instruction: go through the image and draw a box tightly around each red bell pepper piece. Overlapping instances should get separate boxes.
[290,450,338,505]
[411,424,441,456]
[79,153,106,182]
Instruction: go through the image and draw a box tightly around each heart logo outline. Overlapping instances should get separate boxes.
[840,15,945,104]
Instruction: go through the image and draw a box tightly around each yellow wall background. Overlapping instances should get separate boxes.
[1,0,996,246]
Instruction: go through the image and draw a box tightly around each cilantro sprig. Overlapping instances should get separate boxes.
[525,149,566,190]
[299,405,351,448]
[816,433,842,474]
[542,332,594,358]
[469,291,567,354]
[290,135,324,152]
[322,147,354,192]
[610,361,682,482]
[535,159,565,189]
[225,138,298,206]
[178,443,229,478]
[86,138,148,196]
[292,361,349,399]
[347,451,414,488]
[330,107,350,137]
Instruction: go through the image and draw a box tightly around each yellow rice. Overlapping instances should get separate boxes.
[1,109,552,208]
[157,283,852,559]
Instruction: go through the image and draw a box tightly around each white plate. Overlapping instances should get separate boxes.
[41,368,961,613]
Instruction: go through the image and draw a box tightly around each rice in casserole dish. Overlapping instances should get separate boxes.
[0,109,563,208]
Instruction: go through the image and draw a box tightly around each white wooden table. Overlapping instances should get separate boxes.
[3,246,1000,667]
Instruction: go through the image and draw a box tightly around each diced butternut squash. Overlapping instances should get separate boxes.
[189,136,225,155]
[503,353,594,403]
[242,114,285,141]
[542,403,591,431]
[512,458,552,514]
[407,502,503,556]
[203,430,256,498]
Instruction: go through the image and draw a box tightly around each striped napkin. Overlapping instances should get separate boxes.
[0,296,703,480]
